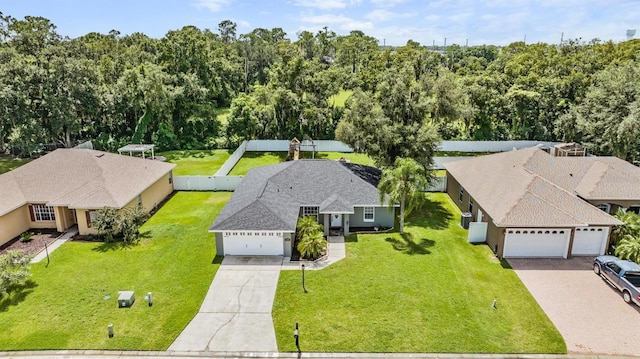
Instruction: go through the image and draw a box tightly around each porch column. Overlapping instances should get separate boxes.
[344,215,350,236]
[323,214,329,236]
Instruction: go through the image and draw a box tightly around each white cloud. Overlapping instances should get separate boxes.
[299,13,374,31]
[291,0,351,9]
[370,0,408,7]
[365,9,415,22]
[192,0,231,12]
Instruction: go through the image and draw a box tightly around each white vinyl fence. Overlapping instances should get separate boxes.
[245,139,353,152]
[438,140,561,152]
[427,176,447,192]
[214,141,247,176]
[173,176,243,191]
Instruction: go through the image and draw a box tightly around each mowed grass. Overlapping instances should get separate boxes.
[0,157,31,174]
[228,151,288,175]
[273,193,565,353]
[229,151,375,175]
[159,150,231,176]
[301,152,375,166]
[0,191,230,350]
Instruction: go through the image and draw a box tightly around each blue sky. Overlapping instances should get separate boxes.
[3,0,639,46]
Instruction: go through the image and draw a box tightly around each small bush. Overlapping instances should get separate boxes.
[19,232,34,243]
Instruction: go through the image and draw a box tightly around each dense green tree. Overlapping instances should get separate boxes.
[556,60,640,162]
[0,251,33,297]
[378,158,430,234]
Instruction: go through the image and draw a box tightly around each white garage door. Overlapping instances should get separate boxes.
[503,228,570,258]
[223,232,283,256]
[572,227,609,256]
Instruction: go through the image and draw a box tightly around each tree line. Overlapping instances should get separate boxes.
[1,13,640,164]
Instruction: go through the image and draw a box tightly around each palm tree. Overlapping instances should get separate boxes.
[615,235,640,263]
[297,230,327,261]
[296,216,326,260]
[611,209,640,247]
[378,157,430,234]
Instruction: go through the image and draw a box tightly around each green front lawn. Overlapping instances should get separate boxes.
[0,157,31,174]
[0,191,230,350]
[273,193,565,353]
[228,151,288,175]
[301,152,375,166]
[159,150,231,175]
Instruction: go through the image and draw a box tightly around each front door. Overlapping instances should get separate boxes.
[331,214,342,228]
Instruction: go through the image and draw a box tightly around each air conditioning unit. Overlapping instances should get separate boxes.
[118,291,135,308]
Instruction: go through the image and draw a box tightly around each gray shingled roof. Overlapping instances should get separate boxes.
[209,160,386,232]
[445,147,623,227]
[0,148,175,215]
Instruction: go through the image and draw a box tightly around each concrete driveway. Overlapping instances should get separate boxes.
[169,256,282,352]
[509,257,640,356]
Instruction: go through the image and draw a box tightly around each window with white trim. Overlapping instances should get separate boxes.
[468,198,474,213]
[458,186,464,202]
[33,205,55,222]
[596,203,611,213]
[363,207,375,222]
[302,206,319,217]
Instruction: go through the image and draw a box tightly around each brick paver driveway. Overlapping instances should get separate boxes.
[508,257,640,356]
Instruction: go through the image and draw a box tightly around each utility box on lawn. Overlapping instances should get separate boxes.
[118,291,135,308]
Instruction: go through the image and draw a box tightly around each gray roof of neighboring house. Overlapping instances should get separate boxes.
[0,148,175,216]
[444,147,623,227]
[209,160,386,232]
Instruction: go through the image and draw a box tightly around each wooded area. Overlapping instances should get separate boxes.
[1,13,639,163]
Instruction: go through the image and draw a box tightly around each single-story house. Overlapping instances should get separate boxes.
[444,146,640,258]
[209,160,395,256]
[0,148,176,246]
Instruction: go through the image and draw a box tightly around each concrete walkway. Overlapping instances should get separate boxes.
[169,256,282,352]
[282,236,345,271]
[31,225,78,263]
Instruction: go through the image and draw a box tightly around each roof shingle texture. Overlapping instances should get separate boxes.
[0,148,175,215]
[445,148,625,227]
[209,160,384,232]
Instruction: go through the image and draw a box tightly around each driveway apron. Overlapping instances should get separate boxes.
[509,257,640,356]
[169,256,282,352]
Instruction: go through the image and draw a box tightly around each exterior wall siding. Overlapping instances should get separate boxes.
[0,205,31,246]
[215,232,224,255]
[349,207,395,228]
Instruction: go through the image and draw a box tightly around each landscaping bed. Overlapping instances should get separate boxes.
[0,230,61,256]
[272,193,565,353]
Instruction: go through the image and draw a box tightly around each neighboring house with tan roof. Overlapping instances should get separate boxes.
[0,148,176,246]
[444,147,637,258]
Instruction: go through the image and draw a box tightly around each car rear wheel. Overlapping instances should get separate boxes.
[623,290,632,304]
[593,263,601,275]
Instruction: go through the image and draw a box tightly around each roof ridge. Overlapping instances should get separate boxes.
[90,151,122,207]
[575,161,611,198]
[496,170,537,223]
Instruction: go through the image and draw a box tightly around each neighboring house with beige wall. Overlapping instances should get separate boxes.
[0,148,175,246]
[444,147,640,258]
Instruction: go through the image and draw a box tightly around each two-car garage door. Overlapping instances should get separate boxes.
[503,228,571,258]
[503,227,609,258]
[223,232,284,256]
